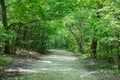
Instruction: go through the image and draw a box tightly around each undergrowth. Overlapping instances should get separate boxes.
[75,53,90,59]
[113,70,120,75]
[0,54,14,69]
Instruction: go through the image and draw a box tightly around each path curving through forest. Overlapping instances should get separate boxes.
[0,50,118,80]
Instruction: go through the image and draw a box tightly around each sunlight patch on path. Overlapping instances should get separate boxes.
[42,55,78,61]
[80,71,99,78]
[37,60,52,64]
[4,68,37,73]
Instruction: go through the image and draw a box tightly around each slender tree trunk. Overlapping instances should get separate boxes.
[117,47,120,69]
[0,0,10,54]
[78,35,84,53]
[69,28,84,53]
[91,39,97,58]
[22,26,27,49]
[116,31,120,69]
[90,2,102,58]
[39,31,46,54]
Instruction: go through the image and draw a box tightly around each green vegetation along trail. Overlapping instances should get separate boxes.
[1,50,118,80]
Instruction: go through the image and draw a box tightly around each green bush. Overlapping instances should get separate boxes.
[75,53,90,59]
[96,63,111,70]
[0,54,14,68]
[113,70,120,75]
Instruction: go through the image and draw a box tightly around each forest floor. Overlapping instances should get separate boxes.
[0,49,120,80]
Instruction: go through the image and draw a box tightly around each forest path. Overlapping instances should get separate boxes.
[1,50,117,80]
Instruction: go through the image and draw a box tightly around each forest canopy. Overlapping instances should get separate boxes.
[0,0,120,69]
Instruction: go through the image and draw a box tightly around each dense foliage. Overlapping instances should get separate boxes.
[0,0,120,69]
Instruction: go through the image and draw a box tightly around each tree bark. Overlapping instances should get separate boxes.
[91,39,97,58]
[117,48,120,69]
[90,2,102,58]
[0,0,10,54]
[116,31,120,69]
[69,28,84,53]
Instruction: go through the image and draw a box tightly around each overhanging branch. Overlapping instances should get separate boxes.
[8,20,39,29]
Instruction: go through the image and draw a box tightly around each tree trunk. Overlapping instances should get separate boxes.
[0,0,10,54]
[117,41,120,69]
[69,28,84,54]
[91,39,97,58]
[116,31,120,70]
[90,2,102,58]
[37,30,46,54]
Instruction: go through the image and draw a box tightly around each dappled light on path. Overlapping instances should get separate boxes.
[0,50,118,80]
[4,68,37,73]
[42,55,78,61]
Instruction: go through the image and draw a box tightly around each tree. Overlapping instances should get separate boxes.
[90,1,103,58]
[0,0,10,54]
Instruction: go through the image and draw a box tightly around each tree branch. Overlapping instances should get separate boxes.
[8,20,39,29]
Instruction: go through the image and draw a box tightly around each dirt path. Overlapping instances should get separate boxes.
[0,50,119,80]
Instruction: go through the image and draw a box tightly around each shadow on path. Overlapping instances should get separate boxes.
[0,50,119,80]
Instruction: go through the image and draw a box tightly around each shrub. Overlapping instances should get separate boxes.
[0,54,14,68]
